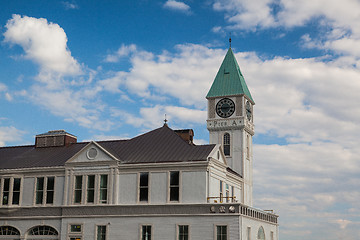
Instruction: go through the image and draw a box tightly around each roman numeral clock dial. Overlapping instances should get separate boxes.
[216,98,235,118]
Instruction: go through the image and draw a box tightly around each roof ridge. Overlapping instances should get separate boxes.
[96,139,129,143]
[0,144,35,149]
[130,125,167,141]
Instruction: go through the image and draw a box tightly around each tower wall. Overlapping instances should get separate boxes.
[207,96,254,206]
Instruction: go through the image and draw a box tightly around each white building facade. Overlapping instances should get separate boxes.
[0,47,278,240]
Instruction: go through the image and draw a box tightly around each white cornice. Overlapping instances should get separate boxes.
[0,166,65,174]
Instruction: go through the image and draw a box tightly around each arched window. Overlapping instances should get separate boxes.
[27,226,58,239]
[223,133,230,156]
[257,226,265,240]
[0,226,20,235]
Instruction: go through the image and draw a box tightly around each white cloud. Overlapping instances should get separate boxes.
[253,142,360,239]
[335,219,352,230]
[27,84,112,131]
[0,83,7,92]
[112,104,206,130]
[213,0,276,30]
[211,26,225,34]
[163,0,191,13]
[164,106,206,124]
[324,36,360,58]
[2,15,114,131]
[104,44,137,63]
[213,0,360,31]
[101,44,226,108]
[62,1,79,10]
[276,0,360,31]
[0,83,12,101]
[231,52,360,148]
[213,0,360,59]
[84,134,130,142]
[0,126,25,147]
[193,138,209,145]
[4,14,82,77]
[4,93,12,101]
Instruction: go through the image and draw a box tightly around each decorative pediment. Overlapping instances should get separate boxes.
[66,141,119,165]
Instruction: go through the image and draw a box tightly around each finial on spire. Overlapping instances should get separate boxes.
[229,33,232,48]
[164,114,168,126]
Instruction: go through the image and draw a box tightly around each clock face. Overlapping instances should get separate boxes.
[216,98,235,118]
[246,101,252,120]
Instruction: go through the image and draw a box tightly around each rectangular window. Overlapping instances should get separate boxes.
[178,225,189,240]
[36,177,44,204]
[70,225,82,233]
[247,227,251,240]
[142,225,151,240]
[46,177,55,204]
[226,184,229,203]
[99,175,108,204]
[139,173,149,202]
[87,175,95,203]
[231,186,234,203]
[216,226,227,240]
[1,178,22,206]
[270,231,274,240]
[97,226,106,240]
[169,171,179,202]
[2,178,10,205]
[219,180,223,203]
[74,176,83,204]
[69,224,82,240]
[36,177,55,205]
[246,135,250,159]
[12,178,21,205]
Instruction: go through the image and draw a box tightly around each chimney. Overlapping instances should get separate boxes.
[175,129,194,145]
[35,130,77,148]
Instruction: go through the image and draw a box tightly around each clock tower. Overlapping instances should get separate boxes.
[206,47,255,206]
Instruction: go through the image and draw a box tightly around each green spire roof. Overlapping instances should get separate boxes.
[206,48,254,103]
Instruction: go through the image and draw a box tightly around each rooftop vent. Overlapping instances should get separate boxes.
[175,129,194,145]
[35,130,77,148]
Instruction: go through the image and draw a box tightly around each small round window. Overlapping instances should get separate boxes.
[87,148,98,159]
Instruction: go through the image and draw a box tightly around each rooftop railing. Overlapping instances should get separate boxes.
[207,196,237,203]
[207,196,278,224]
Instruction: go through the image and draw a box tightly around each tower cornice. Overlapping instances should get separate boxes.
[206,94,255,105]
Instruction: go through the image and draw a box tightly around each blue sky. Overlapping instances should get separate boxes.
[1,1,360,239]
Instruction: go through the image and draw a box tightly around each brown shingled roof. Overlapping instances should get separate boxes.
[0,143,87,170]
[100,125,214,164]
[0,125,215,170]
